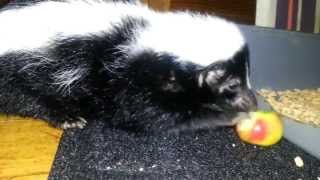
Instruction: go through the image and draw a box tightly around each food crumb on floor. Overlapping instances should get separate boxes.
[294,156,304,167]
[232,143,236,147]
[139,167,144,172]
[151,164,157,168]
[106,166,112,170]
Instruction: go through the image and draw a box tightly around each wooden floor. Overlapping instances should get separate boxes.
[0,115,62,180]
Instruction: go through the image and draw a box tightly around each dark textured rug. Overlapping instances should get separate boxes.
[49,119,320,180]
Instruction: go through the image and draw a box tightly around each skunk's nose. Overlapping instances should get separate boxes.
[232,90,257,112]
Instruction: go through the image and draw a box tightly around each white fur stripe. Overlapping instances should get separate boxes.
[0,1,150,55]
[0,0,245,67]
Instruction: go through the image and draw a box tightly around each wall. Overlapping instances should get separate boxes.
[256,0,320,33]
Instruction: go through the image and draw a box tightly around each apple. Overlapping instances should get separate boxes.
[236,111,283,146]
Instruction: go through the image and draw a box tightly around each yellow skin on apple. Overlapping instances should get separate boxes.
[236,111,283,146]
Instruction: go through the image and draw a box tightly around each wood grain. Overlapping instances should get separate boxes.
[142,0,171,11]
[0,116,62,180]
[0,0,9,7]
[170,0,256,24]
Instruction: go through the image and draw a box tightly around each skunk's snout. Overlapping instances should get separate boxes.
[231,90,257,112]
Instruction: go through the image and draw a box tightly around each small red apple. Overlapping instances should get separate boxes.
[236,111,283,146]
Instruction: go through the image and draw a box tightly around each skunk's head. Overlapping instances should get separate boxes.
[112,11,257,131]
[195,45,256,112]
[121,44,257,131]
[128,45,256,113]
[105,9,257,130]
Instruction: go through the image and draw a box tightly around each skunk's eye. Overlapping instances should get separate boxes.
[228,79,241,90]
[228,80,240,90]
[161,81,182,92]
[220,78,241,93]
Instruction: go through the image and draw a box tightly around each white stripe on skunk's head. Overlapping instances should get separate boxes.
[127,12,245,67]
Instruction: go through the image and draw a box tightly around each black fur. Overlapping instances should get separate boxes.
[0,1,257,134]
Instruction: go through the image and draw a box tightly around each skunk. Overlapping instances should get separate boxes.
[0,0,257,133]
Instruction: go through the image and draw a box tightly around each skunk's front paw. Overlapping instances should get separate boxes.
[59,116,87,129]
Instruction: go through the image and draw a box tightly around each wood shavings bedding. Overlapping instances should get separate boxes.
[258,89,320,127]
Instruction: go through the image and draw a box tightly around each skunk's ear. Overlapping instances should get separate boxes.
[198,64,226,90]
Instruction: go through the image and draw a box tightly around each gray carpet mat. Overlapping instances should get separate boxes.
[49,119,320,179]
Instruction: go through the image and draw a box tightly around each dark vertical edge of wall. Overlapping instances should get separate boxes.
[301,0,316,32]
[291,0,299,30]
[276,0,288,29]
